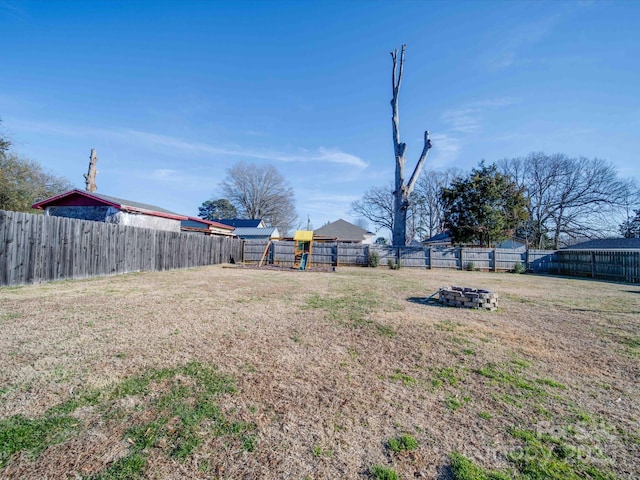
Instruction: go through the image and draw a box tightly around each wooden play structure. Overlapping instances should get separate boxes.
[293,230,313,270]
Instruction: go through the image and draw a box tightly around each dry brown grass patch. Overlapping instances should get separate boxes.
[1,266,638,478]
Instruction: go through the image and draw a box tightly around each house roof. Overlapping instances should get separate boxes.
[216,218,264,228]
[423,231,452,244]
[233,227,279,238]
[562,237,640,250]
[32,189,188,221]
[314,219,373,242]
[183,217,235,230]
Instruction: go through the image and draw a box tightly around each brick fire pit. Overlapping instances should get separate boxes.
[438,286,498,311]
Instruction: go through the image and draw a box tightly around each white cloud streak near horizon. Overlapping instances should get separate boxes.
[9,118,369,169]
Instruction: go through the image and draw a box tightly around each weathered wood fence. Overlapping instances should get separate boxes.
[244,240,557,271]
[0,210,244,286]
[243,240,640,283]
[557,249,640,283]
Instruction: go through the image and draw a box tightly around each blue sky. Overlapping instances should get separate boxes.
[1,0,639,232]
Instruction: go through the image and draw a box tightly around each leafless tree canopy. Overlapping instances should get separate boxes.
[413,169,463,240]
[499,153,632,248]
[350,185,394,234]
[220,161,297,235]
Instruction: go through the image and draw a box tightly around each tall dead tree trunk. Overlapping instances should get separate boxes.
[84,148,98,192]
[390,45,432,246]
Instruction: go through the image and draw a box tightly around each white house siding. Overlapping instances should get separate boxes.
[46,206,180,232]
[105,211,180,232]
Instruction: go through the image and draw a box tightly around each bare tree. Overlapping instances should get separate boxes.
[499,153,630,248]
[220,161,297,235]
[84,149,98,192]
[413,168,462,240]
[350,185,395,234]
[390,45,432,245]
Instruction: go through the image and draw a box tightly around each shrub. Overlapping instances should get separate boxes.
[388,434,419,453]
[368,250,380,268]
[370,464,398,480]
[513,262,526,274]
[387,258,401,270]
[466,261,475,271]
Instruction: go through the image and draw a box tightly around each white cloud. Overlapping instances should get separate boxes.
[9,118,368,169]
[441,108,480,133]
[441,97,519,134]
[482,14,562,70]
[428,133,461,168]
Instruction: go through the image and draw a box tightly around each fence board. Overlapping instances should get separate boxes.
[0,210,244,286]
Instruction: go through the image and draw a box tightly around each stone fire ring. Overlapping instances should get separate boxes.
[438,286,498,311]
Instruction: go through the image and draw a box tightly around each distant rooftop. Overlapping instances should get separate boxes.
[216,218,264,228]
[562,237,640,250]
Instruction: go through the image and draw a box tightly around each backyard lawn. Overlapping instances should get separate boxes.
[0,266,638,479]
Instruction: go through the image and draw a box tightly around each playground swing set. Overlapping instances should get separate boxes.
[293,230,314,270]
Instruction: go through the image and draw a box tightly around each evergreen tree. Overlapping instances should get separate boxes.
[441,162,528,246]
[198,198,237,221]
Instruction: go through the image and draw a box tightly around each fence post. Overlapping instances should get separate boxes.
[458,247,462,270]
[591,251,596,279]
[269,241,275,265]
[427,247,431,269]
[525,248,530,271]
[333,242,338,267]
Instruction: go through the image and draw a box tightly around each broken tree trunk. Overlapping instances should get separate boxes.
[390,45,432,246]
[84,149,98,192]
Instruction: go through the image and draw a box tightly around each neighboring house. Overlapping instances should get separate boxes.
[422,231,452,247]
[562,238,640,250]
[216,218,266,228]
[32,189,187,232]
[233,227,280,241]
[314,219,375,244]
[180,217,236,237]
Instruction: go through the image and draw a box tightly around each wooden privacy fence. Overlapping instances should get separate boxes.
[557,249,640,283]
[244,241,640,283]
[0,210,244,286]
[244,240,559,272]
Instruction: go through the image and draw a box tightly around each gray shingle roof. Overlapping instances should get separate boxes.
[89,191,183,216]
[314,219,373,242]
[563,238,640,249]
[233,227,278,238]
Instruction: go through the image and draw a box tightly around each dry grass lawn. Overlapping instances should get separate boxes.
[0,266,638,479]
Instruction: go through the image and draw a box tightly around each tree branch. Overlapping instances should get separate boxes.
[406,131,432,194]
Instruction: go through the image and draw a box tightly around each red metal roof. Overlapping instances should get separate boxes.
[185,216,235,230]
